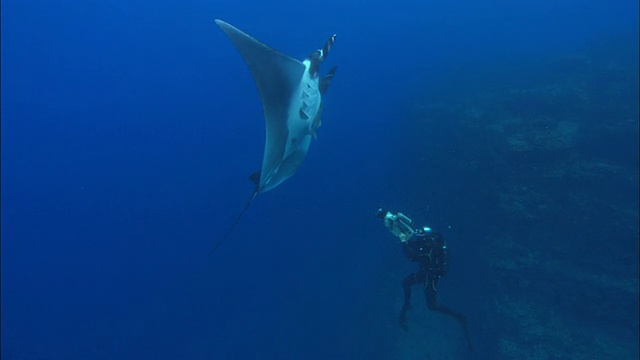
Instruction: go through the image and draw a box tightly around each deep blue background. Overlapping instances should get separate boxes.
[2,0,638,359]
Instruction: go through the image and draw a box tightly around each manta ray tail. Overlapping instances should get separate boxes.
[208,191,259,255]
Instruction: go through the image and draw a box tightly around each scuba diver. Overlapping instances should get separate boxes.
[377,208,472,350]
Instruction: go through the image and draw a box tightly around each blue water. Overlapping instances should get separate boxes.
[2,1,638,359]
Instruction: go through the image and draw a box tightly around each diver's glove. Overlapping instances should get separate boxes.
[377,208,415,243]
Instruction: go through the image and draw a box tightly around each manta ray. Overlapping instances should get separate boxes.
[210,20,337,254]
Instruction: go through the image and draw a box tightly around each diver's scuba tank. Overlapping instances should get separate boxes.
[434,235,449,277]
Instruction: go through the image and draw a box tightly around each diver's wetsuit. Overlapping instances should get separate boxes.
[399,231,472,349]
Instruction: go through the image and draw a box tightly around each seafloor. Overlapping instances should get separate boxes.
[394,34,638,359]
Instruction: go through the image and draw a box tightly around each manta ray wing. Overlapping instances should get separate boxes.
[215,20,306,193]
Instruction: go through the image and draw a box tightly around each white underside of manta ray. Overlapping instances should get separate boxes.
[215,19,337,194]
[210,20,337,254]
